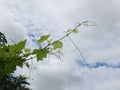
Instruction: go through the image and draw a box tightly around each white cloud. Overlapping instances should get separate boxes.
[0,1,27,44]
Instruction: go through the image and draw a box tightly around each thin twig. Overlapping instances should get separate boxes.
[28,56,33,78]
[67,35,89,67]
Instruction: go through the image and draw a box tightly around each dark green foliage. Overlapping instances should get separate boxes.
[0,40,26,73]
[0,32,30,90]
[0,32,7,46]
[0,73,30,90]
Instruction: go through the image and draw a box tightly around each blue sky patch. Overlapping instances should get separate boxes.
[76,60,120,69]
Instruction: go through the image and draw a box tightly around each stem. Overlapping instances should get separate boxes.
[67,35,89,67]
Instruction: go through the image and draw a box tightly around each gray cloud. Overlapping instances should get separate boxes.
[29,65,83,90]
[95,80,120,90]
[34,73,81,90]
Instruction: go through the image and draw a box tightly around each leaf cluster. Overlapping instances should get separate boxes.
[0,40,27,73]
[0,32,30,90]
[32,34,63,61]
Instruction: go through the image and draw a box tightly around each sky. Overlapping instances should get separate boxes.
[0,0,120,90]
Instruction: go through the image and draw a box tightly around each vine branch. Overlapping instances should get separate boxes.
[39,21,87,50]
[26,21,92,60]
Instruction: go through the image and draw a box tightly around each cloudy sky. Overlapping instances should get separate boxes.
[0,0,120,90]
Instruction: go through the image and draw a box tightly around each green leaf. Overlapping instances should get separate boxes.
[16,40,26,51]
[37,34,50,43]
[0,32,7,46]
[66,29,72,33]
[73,29,78,33]
[52,41,63,50]
[33,48,49,61]
[9,40,26,54]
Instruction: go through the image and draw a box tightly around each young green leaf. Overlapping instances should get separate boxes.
[73,29,78,33]
[16,40,26,50]
[52,41,63,50]
[37,34,50,43]
[33,48,49,61]
[66,29,72,33]
[9,40,26,54]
